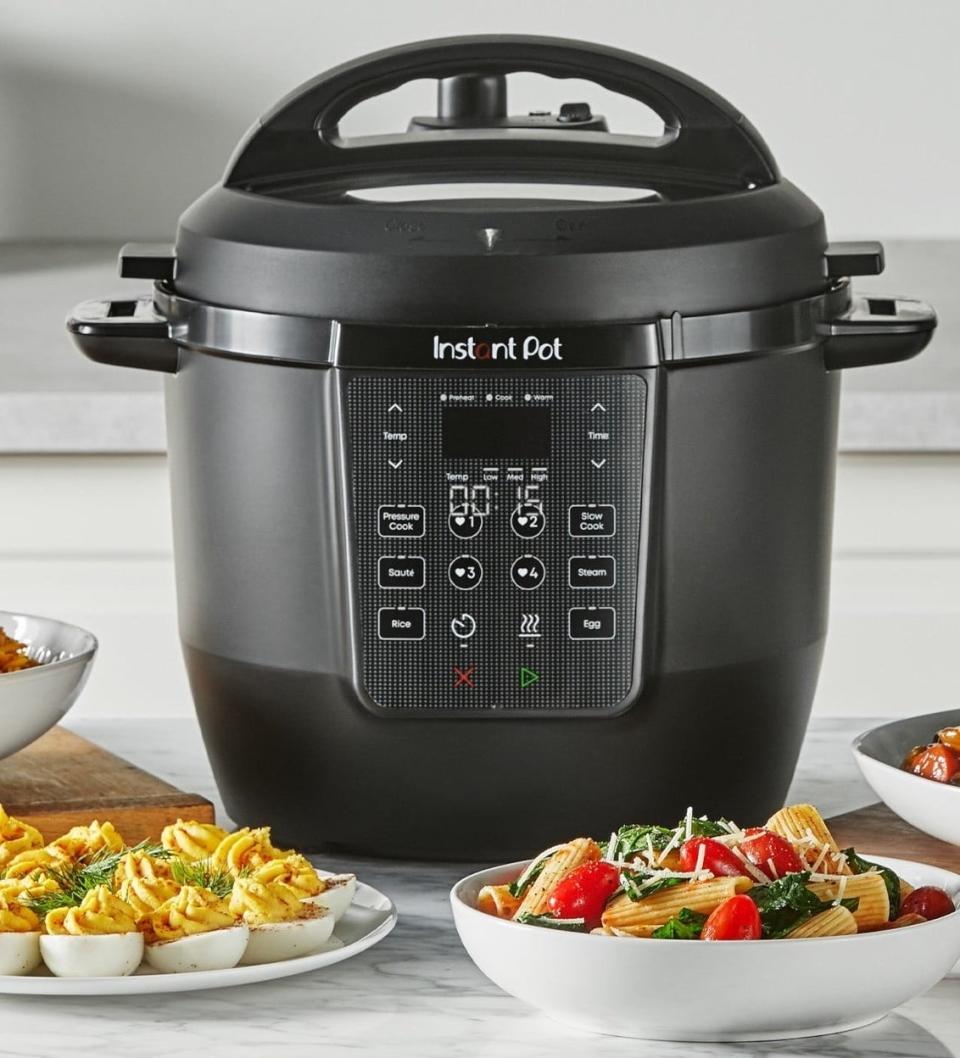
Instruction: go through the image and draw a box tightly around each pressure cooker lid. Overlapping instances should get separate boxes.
[170,35,830,324]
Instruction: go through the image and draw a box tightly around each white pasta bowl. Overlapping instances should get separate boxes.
[0,611,97,760]
[854,710,960,846]
[451,855,960,1041]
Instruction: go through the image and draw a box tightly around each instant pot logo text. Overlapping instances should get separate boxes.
[432,335,563,363]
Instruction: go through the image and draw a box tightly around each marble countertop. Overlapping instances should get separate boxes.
[0,240,958,453]
[0,715,956,1057]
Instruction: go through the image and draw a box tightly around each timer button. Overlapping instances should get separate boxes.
[568,504,616,538]
[510,502,545,539]
[511,555,546,590]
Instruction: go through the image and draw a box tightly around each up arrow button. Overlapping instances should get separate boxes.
[388,402,403,413]
[590,402,606,412]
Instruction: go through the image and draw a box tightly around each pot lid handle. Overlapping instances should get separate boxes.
[224,34,779,197]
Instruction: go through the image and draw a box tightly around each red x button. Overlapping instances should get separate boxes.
[453,665,476,689]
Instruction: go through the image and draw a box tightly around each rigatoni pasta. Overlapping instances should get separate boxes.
[477,804,956,942]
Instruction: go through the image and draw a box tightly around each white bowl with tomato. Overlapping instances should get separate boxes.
[451,849,960,1041]
[854,709,960,846]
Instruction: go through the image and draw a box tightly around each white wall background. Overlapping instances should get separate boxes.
[1,0,958,241]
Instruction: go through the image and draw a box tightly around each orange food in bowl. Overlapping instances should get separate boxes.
[0,630,39,675]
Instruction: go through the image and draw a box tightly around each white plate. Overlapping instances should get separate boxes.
[853,709,960,845]
[451,855,960,1041]
[0,876,395,995]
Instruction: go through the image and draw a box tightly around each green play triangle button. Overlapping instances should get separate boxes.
[519,666,540,689]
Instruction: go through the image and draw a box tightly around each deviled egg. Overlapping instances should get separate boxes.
[230,876,333,965]
[0,891,41,975]
[40,885,143,977]
[0,804,43,872]
[161,818,228,863]
[141,885,248,973]
[308,873,357,922]
[114,849,179,918]
[47,819,125,862]
[250,854,356,922]
[212,826,287,875]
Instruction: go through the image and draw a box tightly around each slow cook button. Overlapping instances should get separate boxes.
[378,555,426,589]
[378,504,425,538]
[568,607,616,640]
[568,555,616,589]
[568,504,616,538]
[377,607,426,640]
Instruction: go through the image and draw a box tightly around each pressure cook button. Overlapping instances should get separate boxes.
[378,505,425,538]
[378,556,426,589]
[568,607,616,640]
[568,555,616,589]
[377,607,426,640]
[568,504,616,538]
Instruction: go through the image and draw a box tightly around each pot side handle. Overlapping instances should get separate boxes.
[67,295,179,374]
[819,294,937,371]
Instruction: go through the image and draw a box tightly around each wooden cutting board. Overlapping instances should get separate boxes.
[827,802,960,873]
[0,726,214,844]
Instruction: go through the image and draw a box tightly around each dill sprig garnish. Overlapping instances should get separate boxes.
[169,858,241,899]
[24,840,172,918]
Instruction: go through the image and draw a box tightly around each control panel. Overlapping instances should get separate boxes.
[346,374,647,712]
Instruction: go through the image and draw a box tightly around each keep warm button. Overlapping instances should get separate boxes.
[568,504,616,538]
[568,607,616,640]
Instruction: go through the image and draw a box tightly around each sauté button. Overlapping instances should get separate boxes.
[378,555,426,589]
[568,607,616,640]
[568,504,616,538]
[568,555,616,589]
[377,607,426,640]
[378,504,425,538]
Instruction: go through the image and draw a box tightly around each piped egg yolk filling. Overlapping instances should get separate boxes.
[160,819,228,863]
[44,885,138,936]
[0,870,59,902]
[229,877,304,925]
[114,852,179,917]
[212,827,285,875]
[140,885,236,944]
[47,820,124,862]
[0,805,44,870]
[0,891,40,933]
[3,845,70,880]
[250,854,325,899]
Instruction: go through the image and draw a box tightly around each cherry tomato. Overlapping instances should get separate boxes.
[679,836,745,878]
[701,894,762,941]
[901,886,956,921]
[739,828,804,880]
[907,744,960,784]
[546,861,620,927]
[873,913,928,931]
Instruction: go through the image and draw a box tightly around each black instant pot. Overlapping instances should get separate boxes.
[69,36,936,858]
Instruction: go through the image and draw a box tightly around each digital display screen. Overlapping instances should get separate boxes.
[442,406,551,459]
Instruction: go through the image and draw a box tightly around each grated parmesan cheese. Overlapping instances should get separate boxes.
[730,844,770,884]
